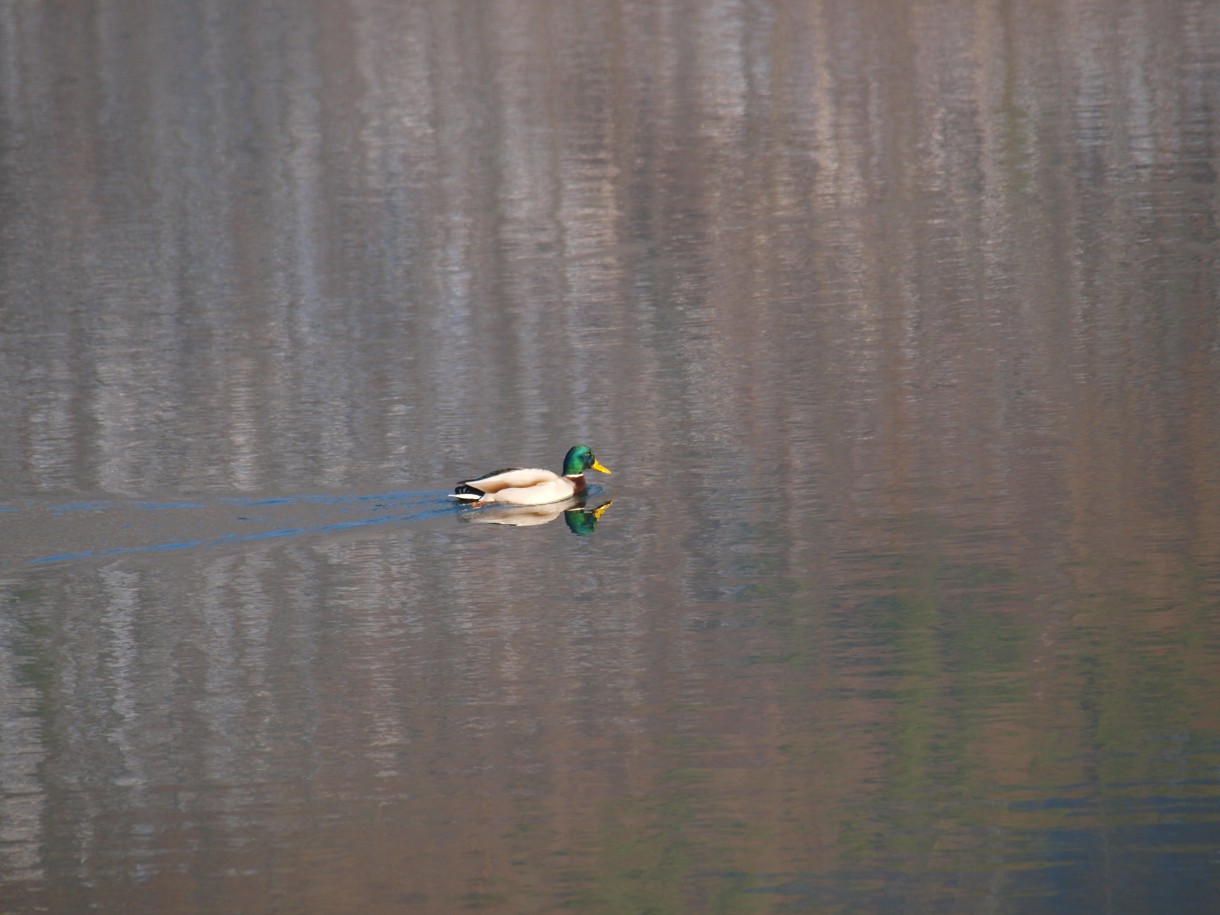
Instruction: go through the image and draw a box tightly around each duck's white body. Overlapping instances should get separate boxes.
[450,445,611,506]
[451,467,587,506]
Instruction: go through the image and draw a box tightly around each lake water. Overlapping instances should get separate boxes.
[3,1,1220,912]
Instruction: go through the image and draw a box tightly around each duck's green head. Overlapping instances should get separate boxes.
[563,445,612,477]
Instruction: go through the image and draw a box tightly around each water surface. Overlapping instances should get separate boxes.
[2,1,1220,912]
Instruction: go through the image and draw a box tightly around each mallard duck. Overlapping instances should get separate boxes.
[450,445,611,506]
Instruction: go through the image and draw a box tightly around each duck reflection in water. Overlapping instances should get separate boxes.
[458,497,613,536]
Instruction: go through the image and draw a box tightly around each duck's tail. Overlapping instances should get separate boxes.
[450,483,486,502]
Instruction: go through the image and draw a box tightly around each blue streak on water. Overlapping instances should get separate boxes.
[0,490,438,515]
[24,493,456,566]
[222,490,433,507]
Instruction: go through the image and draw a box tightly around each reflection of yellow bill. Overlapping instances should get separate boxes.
[460,498,613,535]
[591,459,612,474]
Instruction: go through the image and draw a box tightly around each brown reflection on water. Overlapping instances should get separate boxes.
[2,0,1220,912]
